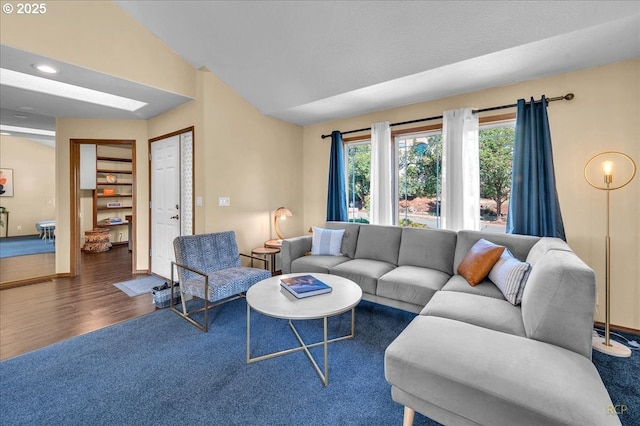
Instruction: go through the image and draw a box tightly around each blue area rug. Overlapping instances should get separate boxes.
[114,275,166,297]
[0,298,637,425]
[0,235,55,258]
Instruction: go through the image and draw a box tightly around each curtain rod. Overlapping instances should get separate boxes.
[320,93,574,139]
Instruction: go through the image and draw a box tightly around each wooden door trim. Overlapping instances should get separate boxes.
[148,126,195,274]
[70,139,136,276]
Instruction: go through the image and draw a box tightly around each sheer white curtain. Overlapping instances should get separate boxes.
[370,121,393,225]
[441,108,480,231]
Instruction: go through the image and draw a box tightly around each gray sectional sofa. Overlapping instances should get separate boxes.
[281,222,620,426]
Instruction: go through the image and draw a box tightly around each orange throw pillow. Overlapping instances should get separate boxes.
[457,239,506,286]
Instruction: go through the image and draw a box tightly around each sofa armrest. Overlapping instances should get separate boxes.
[281,236,312,274]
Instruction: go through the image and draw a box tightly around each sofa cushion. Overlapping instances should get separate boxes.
[330,259,396,295]
[397,227,457,275]
[488,248,531,305]
[290,255,350,274]
[521,250,596,359]
[354,224,402,265]
[377,266,450,307]
[526,237,572,267]
[453,230,539,272]
[457,239,505,286]
[420,291,526,337]
[324,221,360,259]
[385,316,619,426]
[441,275,505,300]
[311,226,345,256]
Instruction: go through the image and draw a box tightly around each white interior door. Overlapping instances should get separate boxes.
[151,136,181,278]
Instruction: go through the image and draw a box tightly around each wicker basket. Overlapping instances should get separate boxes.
[152,283,181,308]
[83,229,111,252]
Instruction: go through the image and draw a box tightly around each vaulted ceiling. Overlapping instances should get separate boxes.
[1,1,639,145]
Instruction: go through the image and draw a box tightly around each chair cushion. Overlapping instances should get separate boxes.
[354,224,402,265]
[488,248,531,305]
[420,290,526,337]
[291,255,351,274]
[441,275,506,300]
[385,316,618,426]
[397,227,457,275]
[311,226,345,256]
[378,266,450,307]
[324,221,361,259]
[453,230,539,272]
[181,266,270,302]
[173,231,241,284]
[457,239,505,286]
[330,259,396,295]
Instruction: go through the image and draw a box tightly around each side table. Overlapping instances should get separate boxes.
[251,247,280,276]
[264,239,282,249]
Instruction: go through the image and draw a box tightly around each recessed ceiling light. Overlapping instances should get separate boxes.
[0,132,11,136]
[13,114,29,119]
[33,64,60,74]
[19,106,35,111]
[0,68,148,112]
[0,125,55,137]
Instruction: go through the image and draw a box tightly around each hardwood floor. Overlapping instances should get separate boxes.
[0,245,157,361]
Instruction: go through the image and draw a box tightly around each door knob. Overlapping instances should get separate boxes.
[170,215,179,220]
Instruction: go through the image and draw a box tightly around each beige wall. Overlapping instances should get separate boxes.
[147,70,304,255]
[302,59,640,329]
[0,136,56,237]
[0,0,196,99]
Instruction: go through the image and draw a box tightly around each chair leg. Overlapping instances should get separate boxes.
[171,294,244,332]
[403,406,415,426]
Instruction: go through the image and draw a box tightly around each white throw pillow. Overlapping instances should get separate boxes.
[311,227,345,256]
[488,248,531,305]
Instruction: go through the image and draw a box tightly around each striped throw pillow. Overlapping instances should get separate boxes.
[488,248,531,305]
[311,227,345,256]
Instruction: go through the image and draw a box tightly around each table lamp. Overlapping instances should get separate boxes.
[584,151,636,357]
[274,207,292,241]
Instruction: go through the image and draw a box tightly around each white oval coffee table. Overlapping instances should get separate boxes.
[246,273,362,386]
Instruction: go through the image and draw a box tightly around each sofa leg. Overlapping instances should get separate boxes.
[403,406,415,426]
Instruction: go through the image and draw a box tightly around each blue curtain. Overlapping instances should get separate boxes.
[326,131,348,221]
[506,96,566,240]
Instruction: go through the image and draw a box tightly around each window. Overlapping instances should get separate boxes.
[346,142,371,222]
[478,122,515,233]
[395,132,442,229]
[344,119,515,232]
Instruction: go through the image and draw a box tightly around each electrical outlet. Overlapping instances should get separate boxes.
[17,225,22,231]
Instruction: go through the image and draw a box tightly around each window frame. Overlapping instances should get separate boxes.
[341,112,516,228]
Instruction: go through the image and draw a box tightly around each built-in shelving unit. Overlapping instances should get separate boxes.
[93,151,133,245]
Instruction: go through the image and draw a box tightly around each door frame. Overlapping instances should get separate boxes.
[148,126,195,275]
[70,139,136,276]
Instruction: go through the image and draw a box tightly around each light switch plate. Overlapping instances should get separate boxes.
[218,197,230,207]
[196,196,203,207]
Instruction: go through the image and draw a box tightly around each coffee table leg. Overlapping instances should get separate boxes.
[246,307,356,386]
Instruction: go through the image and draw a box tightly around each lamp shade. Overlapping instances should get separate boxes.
[584,151,636,190]
[273,207,292,240]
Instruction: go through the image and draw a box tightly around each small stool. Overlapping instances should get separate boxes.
[251,247,280,276]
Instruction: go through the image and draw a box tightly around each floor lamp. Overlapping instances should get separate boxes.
[584,151,636,358]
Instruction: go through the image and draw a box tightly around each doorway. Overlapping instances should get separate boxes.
[70,139,136,276]
[149,127,194,279]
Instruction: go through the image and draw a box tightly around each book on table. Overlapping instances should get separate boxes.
[280,275,332,299]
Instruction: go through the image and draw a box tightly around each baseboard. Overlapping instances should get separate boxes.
[0,275,55,290]
[594,321,639,335]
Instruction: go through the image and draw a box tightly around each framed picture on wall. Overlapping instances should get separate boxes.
[0,168,14,197]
